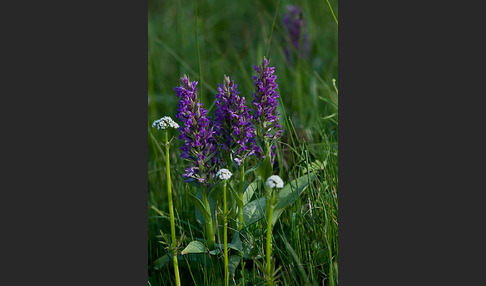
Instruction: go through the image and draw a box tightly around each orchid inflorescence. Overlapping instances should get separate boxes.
[173,57,282,183]
[175,75,218,185]
[282,4,309,62]
[214,75,260,166]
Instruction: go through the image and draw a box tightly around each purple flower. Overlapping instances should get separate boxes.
[214,75,260,165]
[282,5,309,62]
[175,75,218,185]
[251,57,283,141]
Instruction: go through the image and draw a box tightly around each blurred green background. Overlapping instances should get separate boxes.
[148,0,337,128]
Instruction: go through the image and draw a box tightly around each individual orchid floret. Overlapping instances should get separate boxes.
[152,116,180,130]
[175,74,218,185]
[282,5,309,62]
[266,175,284,189]
[216,168,232,181]
[214,75,260,165]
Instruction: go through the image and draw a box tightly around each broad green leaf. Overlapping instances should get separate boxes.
[228,255,242,279]
[242,196,266,226]
[302,160,327,174]
[230,231,242,252]
[228,183,242,207]
[271,173,317,225]
[153,254,171,270]
[242,173,317,227]
[181,241,206,255]
[208,241,242,255]
[187,192,211,224]
[244,161,261,176]
[243,179,260,205]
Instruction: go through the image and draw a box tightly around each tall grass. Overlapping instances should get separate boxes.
[149,0,337,285]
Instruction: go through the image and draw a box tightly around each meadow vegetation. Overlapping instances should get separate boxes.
[148,0,338,285]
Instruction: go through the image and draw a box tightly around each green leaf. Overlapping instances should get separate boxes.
[187,192,210,223]
[302,160,327,174]
[153,254,171,270]
[230,231,242,252]
[181,241,206,255]
[242,196,266,226]
[244,161,261,176]
[228,183,242,207]
[271,173,317,226]
[242,173,317,227]
[209,241,242,255]
[228,255,242,279]
[243,179,260,205]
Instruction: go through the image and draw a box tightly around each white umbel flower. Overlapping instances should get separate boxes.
[266,175,284,189]
[152,116,179,130]
[216,168,232,180]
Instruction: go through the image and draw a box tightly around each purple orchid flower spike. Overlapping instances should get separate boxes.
[251,57,283,163]
[175,74,218,185]
[282,5,309,62]
[214,75,260,166]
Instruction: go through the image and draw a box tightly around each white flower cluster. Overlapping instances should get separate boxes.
[216,168,232,180]
[152,116,179,130]
[266,175,284,189]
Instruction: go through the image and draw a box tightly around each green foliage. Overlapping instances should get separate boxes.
[148,0,338,285]
[181,241,206,255]
[242,173,317,227]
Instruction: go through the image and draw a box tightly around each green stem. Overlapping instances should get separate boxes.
[201,186,215,249]
[265,189,276,286]
[238,164,245,285]
[265,140,272,167]
[166,131,181,286]
[223,181,229,286]
[238,164,245,231]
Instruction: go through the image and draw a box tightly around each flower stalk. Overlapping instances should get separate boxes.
[152,116,181,286]
[216,168,232,286]
[223,179,229,286]
[165,130,181,286]
[264,175,284,286]
[265,189,276,286]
